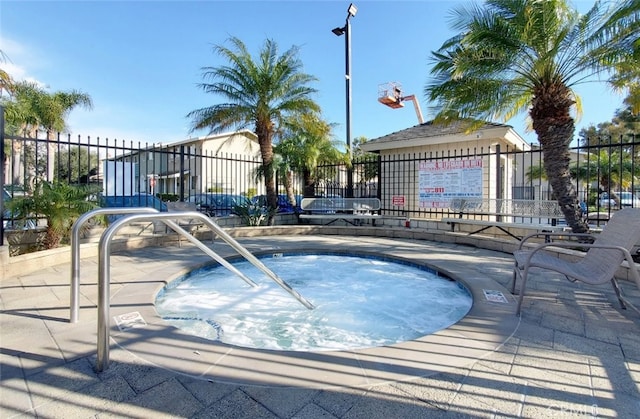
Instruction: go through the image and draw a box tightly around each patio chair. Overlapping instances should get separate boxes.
[165,201,210,245]
[511,207,640,316]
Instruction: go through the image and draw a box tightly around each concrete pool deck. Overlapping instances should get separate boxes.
[1,234,640,418]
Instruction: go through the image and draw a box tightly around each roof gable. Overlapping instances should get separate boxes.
[170,129,258,147]
[361,121,529,152]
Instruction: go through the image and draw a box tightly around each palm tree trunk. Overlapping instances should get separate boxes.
[537,121,589,233]
[531,83,589,233]
[47,131,56,181]
[11,140,23,186]
[257,126,277,226]
[302,168,314,198]
[284,170,296,207]
[45,226,62,249]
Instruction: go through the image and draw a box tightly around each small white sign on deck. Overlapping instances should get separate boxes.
[114,311,147,331]
[483,289,508,303]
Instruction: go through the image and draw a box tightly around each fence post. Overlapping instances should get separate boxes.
[179,145,185,201]
[0,105,5,246]
[376,155,382,201]
[495,144,502,222]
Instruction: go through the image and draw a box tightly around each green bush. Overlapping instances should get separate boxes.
[158,193,179,202]
[233,201,273,226]
[5,181,102,249]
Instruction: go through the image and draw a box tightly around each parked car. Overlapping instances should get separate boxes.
[599,192,640,208]
[2,187,12,228]
[101,193,168,223]
[250,194,302,214]
[101,194,168,211]
[618,192,640,207]
[3,187,37,229]
[598,193,615,208]
[187,193,250,216]
[4,184,27,197]
[303,194,346,214]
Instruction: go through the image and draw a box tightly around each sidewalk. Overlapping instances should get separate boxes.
[1,235,639,418]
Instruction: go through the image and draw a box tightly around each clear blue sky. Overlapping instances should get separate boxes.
[0,0,626,147]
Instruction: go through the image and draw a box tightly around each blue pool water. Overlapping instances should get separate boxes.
[155,253,472,351]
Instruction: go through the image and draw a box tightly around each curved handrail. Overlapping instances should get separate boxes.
[160,219,260,288]
[70,207,262,323]
[70,207,160,323]
[96,211,315,372]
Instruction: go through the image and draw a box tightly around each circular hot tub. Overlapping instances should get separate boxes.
[155,252,473,351]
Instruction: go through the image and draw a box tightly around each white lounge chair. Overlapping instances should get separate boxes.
[511,207,640,316]
[165,201,209,245]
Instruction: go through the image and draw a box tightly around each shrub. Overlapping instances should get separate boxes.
[158,193,179,202]
[5,181,102,249]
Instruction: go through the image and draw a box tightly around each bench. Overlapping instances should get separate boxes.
[299,197,381,226]
[164,201,209,244]
[441,198,566,240]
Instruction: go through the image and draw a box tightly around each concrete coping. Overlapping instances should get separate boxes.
[107,235,520,388]
[2,222,638,283]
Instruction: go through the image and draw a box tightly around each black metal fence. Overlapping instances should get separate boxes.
[0,131,381,205]
[363,135,639,219]
[2,119,638,243]
[2,133,267,198]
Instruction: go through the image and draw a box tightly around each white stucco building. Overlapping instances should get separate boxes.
[360,121,531,213]
[106,130,261,198]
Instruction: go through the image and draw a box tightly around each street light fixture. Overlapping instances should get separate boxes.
[332,2,357,198]
[348,3,358,17]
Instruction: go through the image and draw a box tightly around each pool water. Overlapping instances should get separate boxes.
[155,254,472,351]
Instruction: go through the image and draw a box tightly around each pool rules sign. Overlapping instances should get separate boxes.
[392,195,405,206]
[418,159,483,208]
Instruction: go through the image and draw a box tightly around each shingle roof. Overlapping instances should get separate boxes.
[365,120,513,147]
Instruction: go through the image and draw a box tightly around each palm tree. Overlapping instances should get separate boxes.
[2,81,44,186]
[525,150,638,204]
[0,49,12,97]
[607,3,640,115]
[352,136,379,189]
[425,0,639,233]
[277,113,347,199]
[2,81,42,135]
[2,82,93,184]
[268,152,298,211]
[5,181,101,249]
[35,89,93,181]
[250,152,295,213]
[573,150,638,202]
[187,36,320,225]
[611,60,640,116]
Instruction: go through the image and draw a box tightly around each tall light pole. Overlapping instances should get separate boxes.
[0,105,5,246]
[332,3,357,198]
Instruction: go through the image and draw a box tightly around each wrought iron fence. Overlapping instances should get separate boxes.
[317,135,639,220]
[1,119,638,246]
[274,135,639,220]
[2,133,267,197]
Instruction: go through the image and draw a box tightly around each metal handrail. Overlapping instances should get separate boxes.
[70,207,160,323]
[96,211,315,372]
[70,208,262,323]
[161,219,259,288]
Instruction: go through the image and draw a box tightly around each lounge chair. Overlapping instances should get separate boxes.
[164,201,209,245]
[511,207,640,316]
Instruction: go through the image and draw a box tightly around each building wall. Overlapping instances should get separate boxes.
[200,133,261,195]
[376,136,515,216]
[109,131,262,199]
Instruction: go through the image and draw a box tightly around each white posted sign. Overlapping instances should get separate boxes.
[418,159,483,208]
